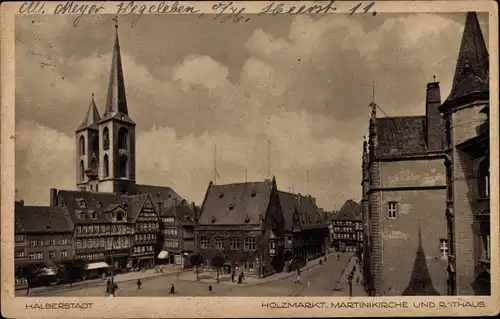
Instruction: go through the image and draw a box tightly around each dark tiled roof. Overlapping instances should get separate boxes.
[334,200,362,221]
[443,12,489,107]
[278,191,328,231]
[162,200,196,225]
[198,180,274,225]
[126,184,183,211]
[15,203,73,233]
[376,116,427,156]
[58,190,146,224]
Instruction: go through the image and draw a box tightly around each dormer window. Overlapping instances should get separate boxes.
[245,216,250,223]
[251,191,256,197]
[89,211,97,219]
[229,204,235,210]
[97,201,103,208]
[219,193,224,199]
[77,199,87,208]
[79,212,86,220]
[116,211,125,221]
[211,216,216,223]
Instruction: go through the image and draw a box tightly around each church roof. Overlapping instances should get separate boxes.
[278,191,328,231]
[99,22,135,125]
[441,12,489,111]
[77,94,101,131]
[375,116,428,156]
[15,202,74,233]
[334,200,362,221]
[198,179,275,225]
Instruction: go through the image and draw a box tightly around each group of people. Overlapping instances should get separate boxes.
[105,279,118,297]
[230,270,245,284]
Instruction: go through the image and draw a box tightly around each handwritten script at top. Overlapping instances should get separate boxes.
[19,1,377,28]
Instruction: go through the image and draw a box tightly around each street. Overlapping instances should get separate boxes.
[34,253,366,297]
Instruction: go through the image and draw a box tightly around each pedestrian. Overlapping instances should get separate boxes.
[307,280,311,287]
[231,271,235,282]
[137,279,142,289]
[319,259,322,265]
[237,273,242,284]
[169,284,175,295]
[295,269,301,284]
[208,285,213,294]
[109,282,118,297]
[337,254,340,261]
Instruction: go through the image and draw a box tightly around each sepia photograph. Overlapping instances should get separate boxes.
[1,1,498,318]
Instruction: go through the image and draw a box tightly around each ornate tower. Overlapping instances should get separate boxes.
[96,18,136,194]
[75,93,101,192]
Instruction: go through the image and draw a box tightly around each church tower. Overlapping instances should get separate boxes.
[96,18,136,194]
[75,93,101,192]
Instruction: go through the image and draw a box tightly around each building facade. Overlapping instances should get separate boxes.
[54,189,160,272]
[439,12,490,296]
[329,200,363,253]
[158,199,197,267]
[279,191,329,262]
[195,178,285,277]
[363,80,448,296]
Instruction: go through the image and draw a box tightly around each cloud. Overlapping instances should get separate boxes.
[15,13,488,210]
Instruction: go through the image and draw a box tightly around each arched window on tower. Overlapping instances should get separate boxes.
[79,160,85,181]
[478,158,489,198]
[79,136,85,156]
[103,127,110,151]
[103,154,109,178]
[118,127,128,150]
[90,156,98,170]
[91,134,99,154]
[118,154,128,178]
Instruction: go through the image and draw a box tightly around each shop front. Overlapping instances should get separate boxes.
[85,261,111,279]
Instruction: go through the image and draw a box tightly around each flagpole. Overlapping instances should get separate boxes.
[267,140,271,179]
[214,144,217,185]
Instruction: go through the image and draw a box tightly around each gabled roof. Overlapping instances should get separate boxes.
[15,202,74,233]
[442,12,489,110]
[126,184,183,211]
[77,94,101,132]
[376,116,428,156]
[278,191,328,231]
[198,180,274,225]
[333,200,362,221]
[58,190,145,224]
[161,199,196,225]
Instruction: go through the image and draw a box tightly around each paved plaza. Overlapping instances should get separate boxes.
[20,253,366,297]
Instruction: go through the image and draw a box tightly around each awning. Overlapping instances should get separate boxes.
[86,262,110,270]
[39,268,57,276]
[158,251,169,259]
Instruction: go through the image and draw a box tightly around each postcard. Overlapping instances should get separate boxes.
[1,1,498,317]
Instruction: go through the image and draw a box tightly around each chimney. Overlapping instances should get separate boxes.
[425,80,444,151]
[50,188,58,206]
[191,201,197,219]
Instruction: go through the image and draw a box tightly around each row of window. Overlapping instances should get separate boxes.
[77,253,105,260]
[163,227,178,236]
[75,237,129,250]
[15,235,25,242]
[75,224,133,235]
[332,233,360,240]
[200,237,256,250]
[133,245,154,253]
[331,227,357,233]
[331,221,359,227]
[134,234,155,241]
[162,217,175,224]
[28,238,69,247]
[137,222,159,231]
[20,251,69,260]
[78,127,129,154]
[165,239,179,248]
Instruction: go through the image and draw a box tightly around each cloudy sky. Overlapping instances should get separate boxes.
[15,12,489,210]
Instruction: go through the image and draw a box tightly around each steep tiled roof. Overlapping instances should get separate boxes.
[126,184,183,211]
[15,202,73,233]
[198,180,274,225]
[376,116,427,156]
[161,200,196,225]
[58,190,146,224]
[77,94,100,131]
[442,12,489,109]
[334,200,362,221]
[278,191,328,231]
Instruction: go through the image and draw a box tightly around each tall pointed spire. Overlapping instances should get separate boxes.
[104,16,129,116]
[77,93,101,131]
[444,12,489,106]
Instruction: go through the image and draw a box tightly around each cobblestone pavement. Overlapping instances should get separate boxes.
[20,253,360,297]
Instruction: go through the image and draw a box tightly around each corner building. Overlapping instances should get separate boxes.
[363,79,448,296]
